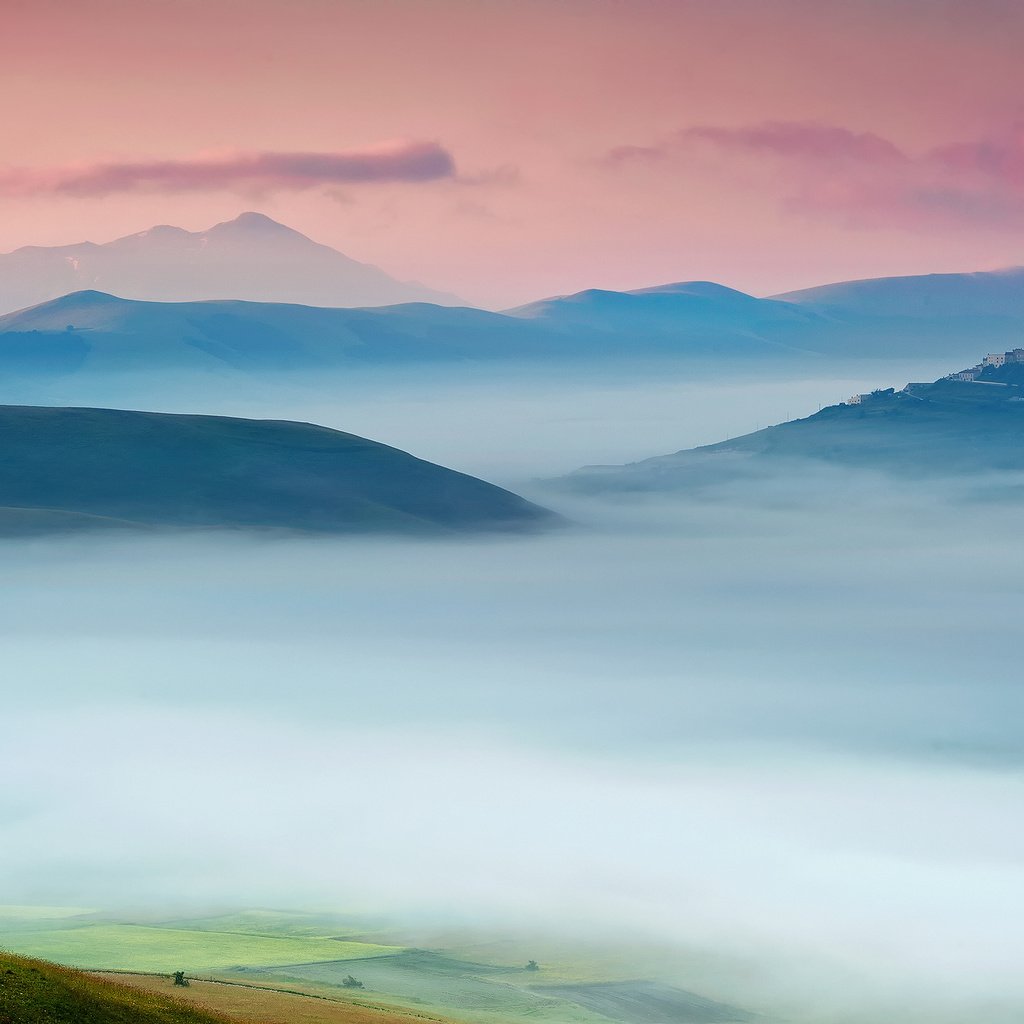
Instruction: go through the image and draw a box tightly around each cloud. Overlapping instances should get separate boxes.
[685,121,906,164]
[606,120,1024,231]
[605,143,670,165]
[0,141,456,197]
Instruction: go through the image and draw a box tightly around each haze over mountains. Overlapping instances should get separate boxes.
[775,267,1024,319]
[0,212,462,313]
[2,213,1024,372]
[6,274,1023,376]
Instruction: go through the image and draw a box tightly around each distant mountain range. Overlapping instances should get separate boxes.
[6,274,1022,375]
[0,212,462,313]
[558,359,1024,493]
[0,405,555,535]
[2,215,1024,371]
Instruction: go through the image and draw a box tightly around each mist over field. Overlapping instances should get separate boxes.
[0,356,957,482]
[2,363,1022,1023]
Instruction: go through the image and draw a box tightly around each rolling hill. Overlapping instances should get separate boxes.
[0,212,462,314]
[0,291,562,374]
[3,267,1022,376]
[558,360,1024,493]
[0,284,901,377]
[506,281,822,356]
[0,406,556,535]
[775,266,1024,318]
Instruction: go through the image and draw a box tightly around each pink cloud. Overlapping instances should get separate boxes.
[608,120,1024,231]
[930,126,1024,185]
[0,141,456,197]
[684,121,906,164]
[605,144,670,165]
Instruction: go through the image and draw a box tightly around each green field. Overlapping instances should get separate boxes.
[228,951,617,1024]
[0,922,402,973]
[0,908,758,1024]
[0,906,94,924]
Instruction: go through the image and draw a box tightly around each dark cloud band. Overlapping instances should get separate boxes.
[0,141,456,196]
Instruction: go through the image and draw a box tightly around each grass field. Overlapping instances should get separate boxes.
[226,952,618,1024]
[0,923,402,973]
[91,972,463,1024]
[0,908,756,1024]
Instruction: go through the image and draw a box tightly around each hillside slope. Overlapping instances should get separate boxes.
[0,406,555,535]
[0,953,232,1024]
[559,362,1024,492]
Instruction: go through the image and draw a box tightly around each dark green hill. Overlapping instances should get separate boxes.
[560,364,1024,492]
[0,406,555,535]
[0,953,230,1024]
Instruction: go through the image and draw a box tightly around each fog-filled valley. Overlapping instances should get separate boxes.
[0,357,959,483]
[2,360,1022,1024]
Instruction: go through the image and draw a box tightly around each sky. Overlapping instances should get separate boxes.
[2,0,1024,307]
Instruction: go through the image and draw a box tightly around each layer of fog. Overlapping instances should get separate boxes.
[0,356,958,483]
[1,358,1022,1023]
[2,488,1023,1019]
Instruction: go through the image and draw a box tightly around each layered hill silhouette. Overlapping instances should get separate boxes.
[775,267,1024,318]
[0,406,555,535]
[0,212,461,313]
[0,290,553,373]
[505,281,822,356]
[559,360,1024,493]
[0,282,998,377]
[3,250,1024,373]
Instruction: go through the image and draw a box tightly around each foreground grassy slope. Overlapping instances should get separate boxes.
[0,405,555,535]
[0,953,234,1024]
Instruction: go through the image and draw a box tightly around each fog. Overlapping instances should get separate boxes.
[0,355,957,482]
[1,361,1022,1023]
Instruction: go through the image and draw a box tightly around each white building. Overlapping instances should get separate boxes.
[983,352,1007,368]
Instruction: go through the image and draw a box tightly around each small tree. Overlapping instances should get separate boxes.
[342,975,364,989]
[173,971,189,987]
[525,960,540,972]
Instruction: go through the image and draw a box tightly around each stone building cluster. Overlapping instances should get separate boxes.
[845,347,1024,405]
[945,347,1024,383]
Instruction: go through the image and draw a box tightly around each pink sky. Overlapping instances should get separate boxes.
[2,0,1024,307]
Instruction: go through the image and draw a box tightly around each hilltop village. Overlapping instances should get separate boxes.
[847,347,1024,405]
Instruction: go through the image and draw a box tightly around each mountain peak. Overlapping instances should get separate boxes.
[47,289,123,308]
[0,215,465,311]
[207,211,306,238]
[629,281,755,300]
